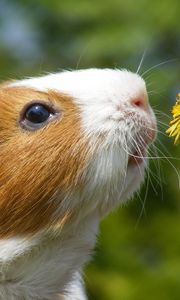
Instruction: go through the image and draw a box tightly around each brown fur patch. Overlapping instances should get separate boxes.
[0,86,89,237]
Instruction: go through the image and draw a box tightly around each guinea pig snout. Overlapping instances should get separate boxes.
[115,94,156,146]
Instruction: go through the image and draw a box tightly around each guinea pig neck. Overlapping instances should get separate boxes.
[0,213,99,300]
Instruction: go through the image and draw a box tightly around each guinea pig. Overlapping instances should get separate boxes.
[0,68,156,300]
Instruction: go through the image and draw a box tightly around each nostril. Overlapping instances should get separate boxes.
[131,97,148,110]
[133,99,142,107]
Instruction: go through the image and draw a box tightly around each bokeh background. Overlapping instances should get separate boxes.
[0,1,180,299]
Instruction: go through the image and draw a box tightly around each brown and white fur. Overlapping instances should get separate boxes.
[0,69,156,299]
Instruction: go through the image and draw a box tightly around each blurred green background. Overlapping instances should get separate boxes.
[0,0,180,299]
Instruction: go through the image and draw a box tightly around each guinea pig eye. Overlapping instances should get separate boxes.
[25,104,50,123]
[20,103,58,130]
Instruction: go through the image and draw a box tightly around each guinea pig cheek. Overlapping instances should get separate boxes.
[0,89,91,238]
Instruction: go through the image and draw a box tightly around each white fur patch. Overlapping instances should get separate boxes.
[0,215,98,300]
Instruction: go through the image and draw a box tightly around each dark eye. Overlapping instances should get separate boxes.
[25,104,51,124]
[20,102,58,130]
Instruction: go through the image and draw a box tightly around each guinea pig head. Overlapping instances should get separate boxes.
[0,69,156,238]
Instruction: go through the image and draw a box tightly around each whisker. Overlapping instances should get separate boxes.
[148,90,164,96]
[135,168,150,227]
[75,41,92,70]
[144,131,180,187]
[153,109,171,120]
[140,58,178,77]
[139,123,168,139]
[121,140,179,161]
[156,119,168,125]
[137,137,162,186]
[155,138,173,159]
[136,48,148,74]
[146,145,164,191]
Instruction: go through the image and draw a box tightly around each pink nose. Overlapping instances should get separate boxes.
[130,96,148,111]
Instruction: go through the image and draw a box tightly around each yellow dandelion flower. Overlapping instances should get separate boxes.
[166,93,180,144]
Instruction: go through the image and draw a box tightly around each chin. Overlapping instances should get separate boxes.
[120,160,146,204]
[91,157,147,218]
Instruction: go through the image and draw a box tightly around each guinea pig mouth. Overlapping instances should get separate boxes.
[128,147,147,166]
[127,122,156,167]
